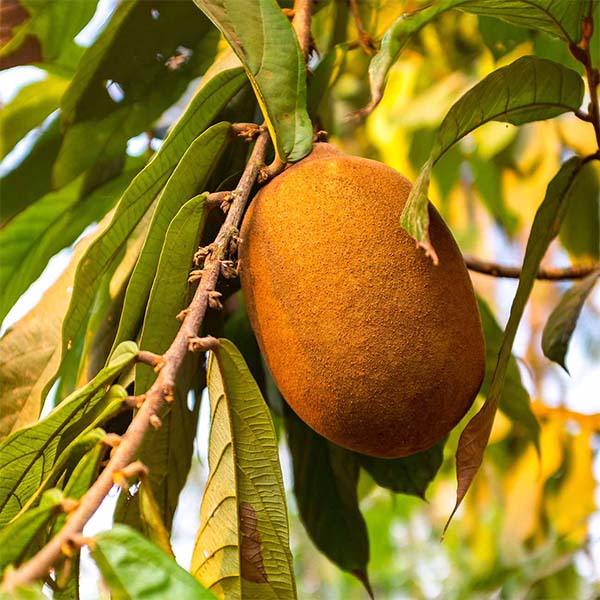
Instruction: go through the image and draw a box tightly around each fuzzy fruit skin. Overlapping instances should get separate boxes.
[240,144,485,458]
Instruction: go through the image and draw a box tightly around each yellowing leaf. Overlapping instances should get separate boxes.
[546,429,595,543]
[191,339,296,599]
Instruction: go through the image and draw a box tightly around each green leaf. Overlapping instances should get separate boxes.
[542,270,600,372]
[52,440,106,600]
[471,154,519,236]
[401,57,584,262]
[0,75,67,160]
[0,0,94,70]
[77,211,150,387]
[57,67,245,390]
[92,524,215,600]
[358,439,445,499]
[0,115,62,224]
[307,43,348,119]
[191,339,296,599]
[284,406,370,589]
[0,489,64,572]
[116,195,208,533]
[368,0,589,110]
[54,0,221,186]
[113,123,230,349]
[193,0,312,162]
[138,478,175,557]
[477,296,539,445]
[15,427,106,519]
[559,161,600,260]
[0,342,136,526]
[446,156,585,532]
[478,15,531,60]
[0,164,140,323]
[0,228,102,441]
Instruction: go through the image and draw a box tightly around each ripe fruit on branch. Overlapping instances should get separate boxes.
[239,144,485,458]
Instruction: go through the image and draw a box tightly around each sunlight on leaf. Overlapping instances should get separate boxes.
[191,340,296,599]
[0,343,136,526]
[193,0,312,161]
[445,156,585,534]
[92,524,215,600]
[402,57,584,261]
[367,0,589,112]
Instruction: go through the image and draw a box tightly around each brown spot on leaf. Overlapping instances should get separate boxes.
[239,502,267,584]
[0,0,42,69]
[1,0,29,44]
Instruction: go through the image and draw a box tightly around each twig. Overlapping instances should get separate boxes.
[570,15,600,148]
[348,0,377,56]
[464,255,599,281]
[1,131,271,593]
[292,0,313,62]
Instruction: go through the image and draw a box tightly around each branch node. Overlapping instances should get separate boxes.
[188,335,220,352]
[136,351,162,368]
[60,498,80,514]
[113,461,149,489]
[193,243,214,265]
[60,534,90,558]
[188,269,204,283]
[103,433,122,448]
[176,308,189,322]
[220,260,239,279]
[208,290,224,310]
[231,122,263,141]
[149,414,162,430]
[259,156,286,183]
[163,384,175,403]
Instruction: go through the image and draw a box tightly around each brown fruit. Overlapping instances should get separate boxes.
[239,143,485,458]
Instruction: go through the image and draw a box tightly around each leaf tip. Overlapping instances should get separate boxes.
[352,569,374,599]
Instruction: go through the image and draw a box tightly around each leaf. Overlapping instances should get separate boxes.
[91,524,215,600]
[542,270,600,372]
[0,0,94,70]
[367,0,589,111]
[113,123,230,349]
[0,115,62,224]
[478,15,532,60]
[116,195,208,533]
[559,161,600,260]
[0,75,67,160]
[138,478,174,557]
[15,427,106,519]
[471,154,519,236]
[477,297,540,445]
[307,43,348,119]
[57,67,245,391]
[0,224,103,441]
[193,0,312,162]
[283,406,371,590]
[52,440,106,600]
[446,156,585,533]
[191,339,296,600]
[53,0,221,186]
[401,57,584,262]
[0,342,136,526]
[0,163,141,323]
[0,489,64,572]
[358,438,445,499]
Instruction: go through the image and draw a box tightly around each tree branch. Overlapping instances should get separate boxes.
[292,0,313,62]
[464,255,599,281]
[1,130,271,594]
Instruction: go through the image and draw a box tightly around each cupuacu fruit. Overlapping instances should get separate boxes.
[239,143,485,458]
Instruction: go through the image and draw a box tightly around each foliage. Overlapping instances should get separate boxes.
[0,0,599,598]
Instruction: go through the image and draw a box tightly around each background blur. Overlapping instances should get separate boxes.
[1,1,599,598]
